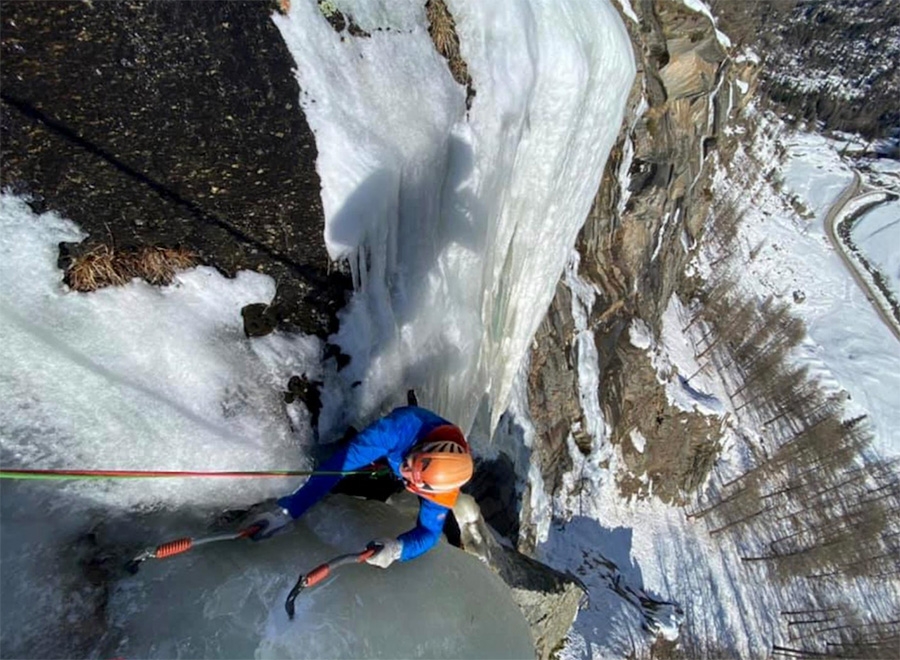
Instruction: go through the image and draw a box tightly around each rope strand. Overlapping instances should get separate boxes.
[0,467,389,481]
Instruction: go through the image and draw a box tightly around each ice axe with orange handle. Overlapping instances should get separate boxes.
[124,524,263,574]
[284,545,379,619]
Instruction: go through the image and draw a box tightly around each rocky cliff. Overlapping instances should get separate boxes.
[521,0,762,549]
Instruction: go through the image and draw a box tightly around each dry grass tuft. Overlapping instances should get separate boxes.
[426,0,460,60]
[65,245,128,292]
[65,245,196,292]
[425,0,475,106]
[130,247,196,286]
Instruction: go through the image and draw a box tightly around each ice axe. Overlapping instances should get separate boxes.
[284,546,379,619]
[124,524,262,574]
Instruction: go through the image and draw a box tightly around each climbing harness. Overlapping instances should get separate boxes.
[284,546,378,619]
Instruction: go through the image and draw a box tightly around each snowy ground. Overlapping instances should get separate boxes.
[0,195,315,512]
[851,198,900,302]
[856,159,900,301]
[748,125,900,457]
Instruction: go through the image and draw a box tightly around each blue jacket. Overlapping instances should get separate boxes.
[278,406,454,562]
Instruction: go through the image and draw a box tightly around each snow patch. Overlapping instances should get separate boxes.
[629,296,725,416]
[735,48,760,65]
[851,199,900,300]
[614,0,639,24]
[629,429,646,454]
[0,194,315,510]
[678,0,731,48]
[628,318,653,350]
[565,251,608,445]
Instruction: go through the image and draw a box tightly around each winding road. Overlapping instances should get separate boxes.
[822,171,900,344]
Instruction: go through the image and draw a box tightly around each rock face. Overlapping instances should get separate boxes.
[525,281,582,503]
[521,0,757,534]
[0,0,349,337]
[605,340,722,503]
[659,38,723,101]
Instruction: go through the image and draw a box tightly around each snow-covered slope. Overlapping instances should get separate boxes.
[0,195,314,511]
[852,198,900,299]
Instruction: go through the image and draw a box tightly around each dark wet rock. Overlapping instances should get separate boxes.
[57,240,82,272]
[0,0,350,337]
[406,389,419,407]
[316,1,371,38]
[467,453,520,542]
[284,374,323,429]
[323,341,352,371]
[241,302,280,338]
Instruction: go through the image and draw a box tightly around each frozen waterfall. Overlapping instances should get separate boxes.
[274,0,635,438]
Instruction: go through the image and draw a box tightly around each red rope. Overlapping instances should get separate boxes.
[0,467,379,480]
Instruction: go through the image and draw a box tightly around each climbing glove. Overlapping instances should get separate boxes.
[365,537,403,568]
[243,500,294,541]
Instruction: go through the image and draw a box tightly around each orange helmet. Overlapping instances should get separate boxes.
[401,425,474,493]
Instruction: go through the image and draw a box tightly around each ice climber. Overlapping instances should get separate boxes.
[247,405,475,568]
